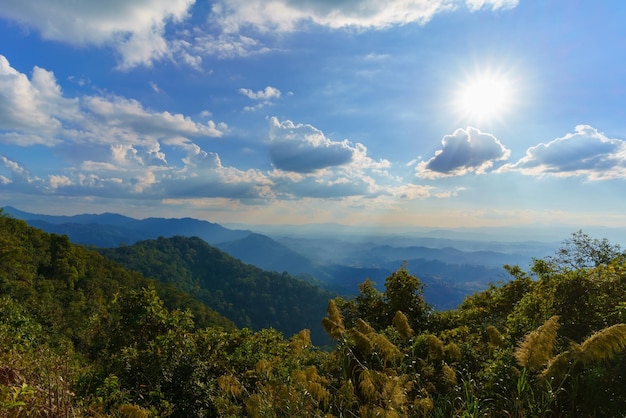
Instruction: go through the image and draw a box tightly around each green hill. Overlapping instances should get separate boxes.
[0,210,233,341]
[99,235,337,344]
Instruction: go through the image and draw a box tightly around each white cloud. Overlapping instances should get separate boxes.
[54,140,275,200]
[83,95,227,141]
[210,0,518,33]
[0,56,263,200]
[0,56,78,142]
[268,117,357,172]
[465,0,518,11]
[416,127,511,178]
[239,86,281,100]
[178,31,272,60]
[0,56,227,151]
[0,0,519,68]
[266,118,399,199]
[501,125,626,180]
[0,155,37,185]
[149,81,161,93]
[390,184,433,199]
[48,175,72,189]
[239,86,282,111]
[0,0,194,69]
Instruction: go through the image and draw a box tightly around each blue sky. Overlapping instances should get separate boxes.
[1,0,626,230]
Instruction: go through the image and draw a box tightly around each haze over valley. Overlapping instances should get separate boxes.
[5,205,568,311]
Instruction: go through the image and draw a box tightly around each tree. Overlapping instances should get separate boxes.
[337,266,430,333]
[385,266,429,332]
[535,230,625,274]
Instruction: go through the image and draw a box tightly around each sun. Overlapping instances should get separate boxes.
[455,72,513,123]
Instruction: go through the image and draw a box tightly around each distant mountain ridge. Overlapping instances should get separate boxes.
[214,233,319,276]
[4,206,252,246]
[4,206,533,310]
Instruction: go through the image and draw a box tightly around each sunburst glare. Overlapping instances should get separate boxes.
[454,71,515,124]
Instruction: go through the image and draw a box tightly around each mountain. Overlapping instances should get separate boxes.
[4,206,529,310]
[0,210,235,342]
[99,236,337,344]
[214,233,319,275]
[4,206,252,246]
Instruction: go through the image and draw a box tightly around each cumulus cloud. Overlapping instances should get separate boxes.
[239,86,281,100]
[501,125,626,180]
[264,118,401,199]
[416,127,511,178]
[0,56,78,143]
[0,155,33,184]
[0,0,519,66]
[0,56,227,151]
[83,95,227,141]
[268,117,359,172]
[0,56,266,200]
[0,0,194,68]
[210,0,518,33]
[46,139,275,200]
[239,86,281,111]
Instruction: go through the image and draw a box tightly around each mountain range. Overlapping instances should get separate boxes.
[3,206,556,309]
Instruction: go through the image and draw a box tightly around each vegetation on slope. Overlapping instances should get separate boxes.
[99,236,337,344]
[2,209,626,417]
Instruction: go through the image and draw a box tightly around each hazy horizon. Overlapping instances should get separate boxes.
[8,204,626,248]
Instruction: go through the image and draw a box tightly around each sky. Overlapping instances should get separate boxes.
[1,0,626,232]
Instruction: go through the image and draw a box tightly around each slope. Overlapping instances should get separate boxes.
[99,236,337,344]
[0,210,235,350]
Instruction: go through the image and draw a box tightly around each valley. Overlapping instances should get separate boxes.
[4,206,559,310]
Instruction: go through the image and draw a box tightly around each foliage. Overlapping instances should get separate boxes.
[99,235,336,344]
[3,211,626,417]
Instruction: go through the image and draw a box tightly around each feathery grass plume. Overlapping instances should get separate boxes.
[514,315,560,372]
[349,328,374,354]
[421,362,436,380]
[305,365,328,384]
[413,397,434,416]
[290,328,311,356]
[255,359,272,375]
[292,366,330,406]
[543,324,626,381]
[119,404,149,418]
[578,323,626,365]
[393,311,415,340]
[292,369,307,384]
[542,349,576,381]
[380,375,408,417]
[217,374,244,399]
[308,381,330,406]
[321,299,345,339]
[486,325,504,347]
[370,333,402,363]
[441,363,458,387]
[243,393,264,417]
[426,334,445,361]
[359,369,379,402]
[356,318,376,335]
[445,342,462,363]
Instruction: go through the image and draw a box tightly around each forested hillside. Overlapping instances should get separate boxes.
[4,206,529,310]
[2,210,626,417]
[99,236,336,344]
